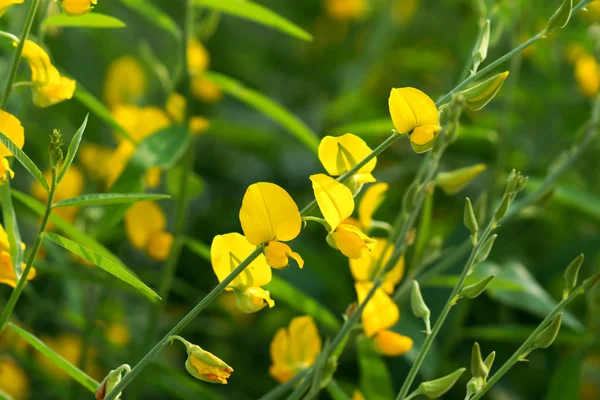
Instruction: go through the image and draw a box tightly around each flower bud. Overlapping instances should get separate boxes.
[483,351,496,372]
[494,194,511,222]
[470,343,488,379]
[472,19,490,73]
[460,275,495,299]
[547,0,572,32]
[436,164,487,195]
[460,72,509,111]
[411,280,431,334]
[169,335,234,384]
[563,254,584,298]
[474,235,497,264]
[49,129,64,169]
[464,197,478,241]
[415,368,466,399]
[95,364,131,400]
[531,314,562,351]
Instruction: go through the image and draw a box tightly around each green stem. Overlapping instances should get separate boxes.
[258,369,309,400]
[470,276,596,400]
[0,167,57,331]
[0,0,42,109]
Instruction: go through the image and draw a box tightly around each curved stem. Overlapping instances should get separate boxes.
[0,0,42,109]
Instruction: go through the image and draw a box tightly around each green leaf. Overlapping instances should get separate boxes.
[184,236,211,261]
[166,165,204,200]
[0,183,23,277]
[73,84,134,143]
[121,0,181,39]
[195,0,312,42]
[54,193,170,208]
[43,232,161,303]
[58,114,88,183]
[472,261,584,331]
[0,131,48,191]
[266,276,341,332]
[7,323,99,392]
[357,336,394,400]
[544,351,583,400]
[526,178,600,221]
[43,13,126,29]
[327,118,393,138]
[203,72,319,154]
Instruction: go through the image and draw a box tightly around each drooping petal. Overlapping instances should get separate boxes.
[372,330,413,356]
[355,282,399,337]
[264,241,303,269]
[310,173,354,230]
[32,76,76,108]
[331,224,376,259]
[210,233,271,289]
[388,88,439,134]
[349,239,404,294]
[234,286,274,313]
[19,40,60,86]
[318,134,377,178]
[239,182,302,245]
[124,202,167,250]
[0,110,24,157]
[358,183,388,231]
[0,251,35,288]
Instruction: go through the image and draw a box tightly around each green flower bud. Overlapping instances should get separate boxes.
[494,194,511,222]
[472,19,490,73]
[483,351,496,372]
[411,280,431,334]
[436,164,487,195]
[460,72,509,111]
[415,368,466,399]
[464,197,479,242]
[474,235,497,264]
[470,343,488,379]
[564,254,584,299]
[531,314,562,350]
[95,364,131,400]
[460,275,495,299]
[547,0,572,32]
[49,129,64,169]
[466,377,484,399]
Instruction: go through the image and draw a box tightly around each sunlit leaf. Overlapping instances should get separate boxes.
[43,13,126,29]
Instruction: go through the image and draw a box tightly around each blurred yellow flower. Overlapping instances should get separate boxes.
[388,87,440,153]
[239,182,303,268]
[37,334,101,380]
[0,250,34,288]
[190,116,210,136]
[325,0,366,21]
[78,143,113,182]
[0,157,15,185]
[170,335,233,384]
[32,75,76,107]
[269,316,322,383]
[166,92,186,124]
[583,1,600,22]
[575,54,600,98]
[144,167,162,189]
[58,0,97,16]
[124,201,173,261]
[191,76,223,103]
[211,233,274,313]
[103,56,146,109]
[32,165,84,225]
[188,38,210,76]
[352,390,365,400]
[372,329,413,356]
[0,356,29,400]
[0,0,23,17]
[318,134,377,184]
[106,322,131,347]
[355,282,399,337]
[358,182,388,231]
[350,239,404,294]
[0,110,24,158]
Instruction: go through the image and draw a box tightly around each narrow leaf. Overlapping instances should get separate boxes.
[547,0,573,31]
[195,0,312,42]
[43,13,126,28]
[43,232,161,302]
[54,193,170,208]
[357,336,394,400]
[0,131,48,191]
[203,72,319,154]
[7,323,99,392]
[58,114,88,183]
[0,183,23,277]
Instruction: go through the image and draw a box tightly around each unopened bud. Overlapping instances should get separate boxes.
[483,351,496,372]
[564,254,584,298]
[494,195,511,222]
[415,368,466,399]
[474,235,497,264]
[411,281,431,334]
[168,335,234,384]
[472,20,491,73]
[464,197,479,241]
[436,164,487,195]
[531,314,562,350]
[461,71,509,111]
[95,364,131,400]
[547,0,573,32]
[460,275,495,299]
[471,343,489,379]
[49,129,64,169]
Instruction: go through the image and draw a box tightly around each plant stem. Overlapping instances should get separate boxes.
[0,0,42,109]
[470,276,597,400]
[0,167,57,331]
[258,369,309,400]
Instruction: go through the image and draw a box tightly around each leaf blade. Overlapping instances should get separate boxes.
[0,132,48,191]
[53,193,170,208]
[58,114,88,183]
[43,13,126,28]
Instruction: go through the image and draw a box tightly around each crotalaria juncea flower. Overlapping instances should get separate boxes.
[58,0,97,16]
[169,335,233,384]
[269,316,322,383]
[318,134,377,184]
[358,182,388,231]
[355,282,399,337]
[239,182,303,268]
[372,329,413,356]
[0,110,24,158]
[0,356,29,400]
[103,55,146,109]
[349,239,404,294]
[388,87,441,153]
[124,201,173,261]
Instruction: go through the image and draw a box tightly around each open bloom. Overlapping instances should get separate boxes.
[388,87,441,153]
[355,282,399,337]
[0,249,34,288]
[310,174,375,259]
[0,0,23,17]
[318,134,377,185]
[239,182,303,268]
[269,316,322,383]
[103,55,146,109]
[124,201,173,261]
[169,335,233,384]
[349,239,404,294]
[0,110,25,157]
[211,233,274,313]
[358,182,388,231]
[57,0,97,16]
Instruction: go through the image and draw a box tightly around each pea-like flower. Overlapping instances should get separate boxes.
[358,182,388,231]
[103,55,146,109]
[239,182,303,269]
[575,54,600,98]
[124,202,174,261]
[169,335,233,384]
[318,134,377,185]
[211,233,274,313]
[0,0,23,18]
[0,110,24,184]
[388,87,441,153]
[349,239,404,294]
[269,316,322,383]
[310,174,376,259]
[57,0,97,16]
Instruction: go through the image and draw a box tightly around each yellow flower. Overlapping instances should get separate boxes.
[0,356,29,400]
[31,166,84,225]
[358,182,388,231]
[372,329,413,356]
[355,282,399,337]
[0,157,15,185]
[144,167,162,189]
[78,143,113,182]
[58,0,97,16]
[349,239,404,294]
[325,0,366,21]
[37,334,101,380]
[191,76,223,103]
[0,0,23,17]
[170,335,233,384]
[318,134,377,184]
[0,223,10,252]
[103,56,146,109]
[0,251,35,287]
[575,54,600,98]
[388,87,441,153]
[352,390,366,400]
[269,316,322,383]
[0,110,25,158]
[188,38,210,76]
[211,233,274,313]
[190,116,210,136]
[330,224,376,259]
[166,92,186,124]
[32,75,76,107]
[124,201,173,261]
[239,182,303,268]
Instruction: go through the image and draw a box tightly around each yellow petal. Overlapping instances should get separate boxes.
[0,251,35,288]
[188,38,210,75]
[0,0,23,17]
[103,55,146,109]
[575,54,600,98]
[32,76,76,108]
[331,224,376,259]
[77,144,113,182]
[234,286,274,313]
[410,125,441,145]
[325,0,366,21]
[124,202,167,250]
[0,110,24,157]
[60,0,97,16]
[288,316,322,366]
[372,330,413,356]
[210,233,271,289]
[352,390,366,400]
[113,105,171,143]
[19,40,60,86]
[269,327,289,367]
[318,134,377,177]
[145,167,162,189]
[0,156,15,184]
[191,76,223,103]
[239,182,302,245]
[355,282,399,337]
[190,116,210,136]
[146,231,174,261]
[166,92,186,124]
[264,241,303,269]
[358,183,388,230]
[349,239,404,294]
[388,87,439,134]
[0,357,29,400]
[310,173,354,230]
[0,223,10,253]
